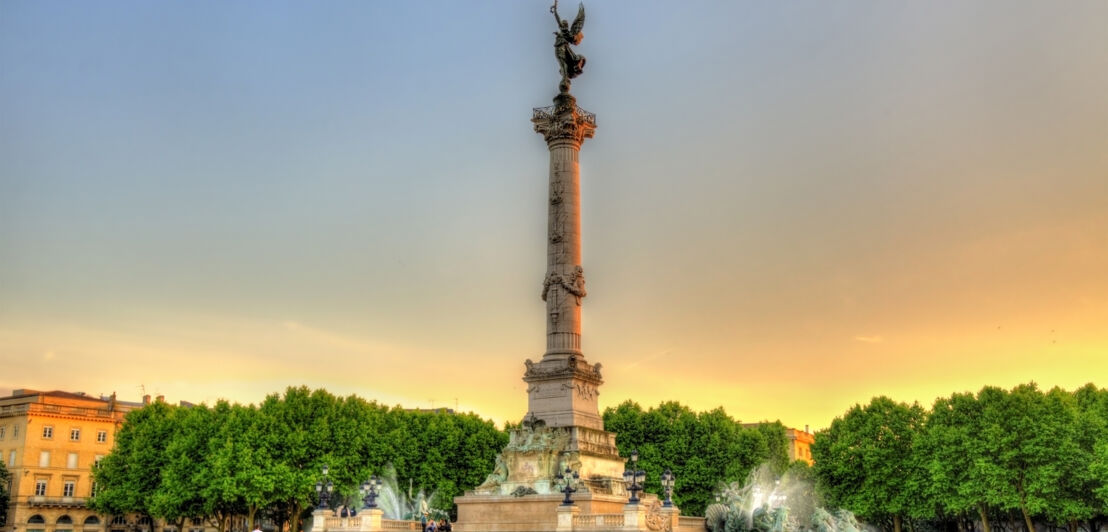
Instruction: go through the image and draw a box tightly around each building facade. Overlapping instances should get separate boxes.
[785,427,815,465]
[0,390,147,532]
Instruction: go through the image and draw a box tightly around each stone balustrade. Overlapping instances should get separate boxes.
[571,513,625,529]
[312,501,697,532]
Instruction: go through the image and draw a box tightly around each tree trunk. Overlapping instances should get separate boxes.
[894,514,903,532]
[956,516,966,532]
[289,501,302,532]
[248,506,258,531]
[1019,504,1034,532]
[978,504,992,532]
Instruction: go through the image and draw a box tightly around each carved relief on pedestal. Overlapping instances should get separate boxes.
[645,500,674,532]
[523,358,603,384]
[561,382,597,400]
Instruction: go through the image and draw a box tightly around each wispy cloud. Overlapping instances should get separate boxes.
[854,335,883,344]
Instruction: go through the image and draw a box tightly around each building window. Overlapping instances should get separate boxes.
[97,430,108,443]
[13,424,19,438]
[64,481,76,497]
[35,479,47,496]
[0,426,6,439]
[7,450,14,466]
[70,428,81,441]
[39,450,51,467]
[42,425,54,439]
[67,452,79,469]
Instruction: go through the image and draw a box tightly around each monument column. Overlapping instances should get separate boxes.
[534,92,595,358]
[455,5,629,517]
[527,93,603,431]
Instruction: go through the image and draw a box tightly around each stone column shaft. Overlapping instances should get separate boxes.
[545,138,584,356]
[534,95,596,360]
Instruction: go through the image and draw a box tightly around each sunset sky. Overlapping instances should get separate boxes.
[2,1,1106,432]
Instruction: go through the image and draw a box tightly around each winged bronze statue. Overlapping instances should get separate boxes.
[551,0,586,93]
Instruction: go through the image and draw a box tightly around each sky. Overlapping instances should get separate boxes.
[1,1,1106,432]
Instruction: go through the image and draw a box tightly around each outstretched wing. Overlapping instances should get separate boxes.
[570,3,585,36]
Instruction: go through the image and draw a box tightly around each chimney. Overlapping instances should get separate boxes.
[156,395,165,403]
[143,394,151,405]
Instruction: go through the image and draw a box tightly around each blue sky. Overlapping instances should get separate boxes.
[2,1,1106,430]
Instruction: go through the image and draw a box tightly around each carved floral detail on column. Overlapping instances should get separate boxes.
[532,101,596,145]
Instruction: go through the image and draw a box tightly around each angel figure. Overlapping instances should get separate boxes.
[551,1,586,91]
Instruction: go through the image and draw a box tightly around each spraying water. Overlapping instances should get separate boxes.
[366,464,445,521]
[706,464,864,532]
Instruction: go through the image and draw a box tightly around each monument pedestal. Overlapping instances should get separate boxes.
[455,493,628,532]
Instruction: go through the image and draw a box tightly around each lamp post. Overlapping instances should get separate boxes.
[315,465,334,510]
[555,467,580,506]
[622,449,645,505]
[660,469,675,508]
[361,475,383,509]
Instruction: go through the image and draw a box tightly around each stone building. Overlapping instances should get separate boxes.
[1,389,148,532]
[785,427,814,465]
[740,424,815,466]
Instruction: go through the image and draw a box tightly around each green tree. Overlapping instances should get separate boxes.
[603,400,786,516]
[972,383,1077,532]
[1071,384,1108,532]
[1037,387,1095,532]
[91,400,178,518]
[258,387,340,532]
[152,403,216,532]
[921,392,991,532]
[0,461,10,527]
[811,396,925,532]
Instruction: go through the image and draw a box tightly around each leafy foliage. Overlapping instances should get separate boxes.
[602,400,790,516]
[812,383,1108,532]
[92,387,506,530]
[0,460,10,526]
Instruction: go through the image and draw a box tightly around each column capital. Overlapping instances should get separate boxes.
[533,94,596,145]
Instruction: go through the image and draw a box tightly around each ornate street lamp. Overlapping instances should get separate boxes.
[315,465,334,510]
[555,467,580,506]
[660,469,675,507]
[361,475,383,509]
[622,449,646,505]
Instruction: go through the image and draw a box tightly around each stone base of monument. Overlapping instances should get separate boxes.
[455,492,701,532]
[454,492,627,532]
[453,418,709,532]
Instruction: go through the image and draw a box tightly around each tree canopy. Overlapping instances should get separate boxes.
[91,387,507,530]
[812,383,1108,532]
[602,400,791,516]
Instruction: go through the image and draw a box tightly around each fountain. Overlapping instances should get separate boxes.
[705,465,864,532]
[370,464,446,521]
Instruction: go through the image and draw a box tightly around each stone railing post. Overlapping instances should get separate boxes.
[359,509,384,532]
[311,509,332,532]
[660,507,680,531]
[622,504,646,532]
[556,505,580,532]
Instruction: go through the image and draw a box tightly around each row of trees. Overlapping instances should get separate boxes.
[602,400,792,516]
[90,387,506,531]
[812,383,1108,532]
